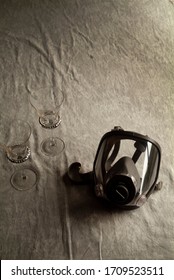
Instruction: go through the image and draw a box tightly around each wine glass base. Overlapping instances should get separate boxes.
[7,147,31,163]
[10,167,38,191]
[41,137,65,157]
[39,115,61,129]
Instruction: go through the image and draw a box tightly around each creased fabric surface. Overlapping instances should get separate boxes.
[0,0,174,260]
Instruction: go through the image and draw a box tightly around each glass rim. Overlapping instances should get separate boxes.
[0,119,31,151]
[8,119,31,147]
[28,85,65,114]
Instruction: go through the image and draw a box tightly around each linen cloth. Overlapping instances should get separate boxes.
[0,0,174,259]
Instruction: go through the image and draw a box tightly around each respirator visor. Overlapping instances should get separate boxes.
[94,129,161,208]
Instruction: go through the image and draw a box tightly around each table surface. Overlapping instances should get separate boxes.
[0,0,174,260]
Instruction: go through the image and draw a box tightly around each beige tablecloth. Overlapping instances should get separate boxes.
[0,0,174,259]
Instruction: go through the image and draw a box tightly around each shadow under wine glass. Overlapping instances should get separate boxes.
[0,119,38,191]
[29,85,65,157]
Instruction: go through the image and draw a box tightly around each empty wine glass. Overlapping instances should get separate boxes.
[0,119,38,190]
[0,119,31,163]
[29,85,64,129]
[29,85,65,157]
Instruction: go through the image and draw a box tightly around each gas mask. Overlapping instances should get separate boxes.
[68,127,162,209]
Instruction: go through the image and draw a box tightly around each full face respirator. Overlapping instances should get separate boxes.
[68,127,162,209]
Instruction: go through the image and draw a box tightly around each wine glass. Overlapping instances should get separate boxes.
[0,119,31,163]
[29,85,65,157]
[29,85,64,129]
[0,119,38,191]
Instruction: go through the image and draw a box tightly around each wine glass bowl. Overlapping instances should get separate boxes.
[0,119,31,163]
[0,118,36,191]
[6,145,30,163]
[39,111,60,129]
[29,86,64,129]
